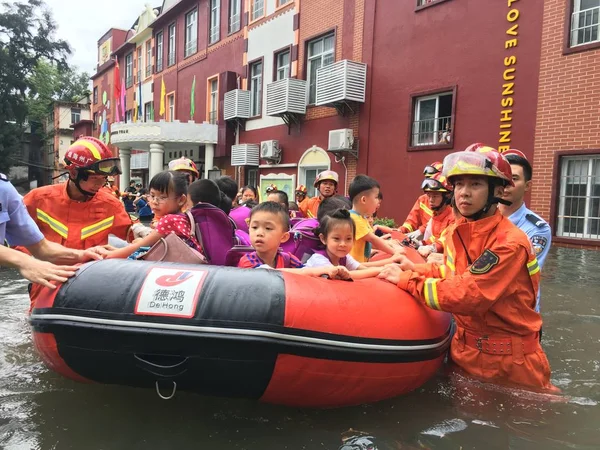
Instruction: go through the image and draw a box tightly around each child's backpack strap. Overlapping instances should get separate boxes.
[185,209,205,258]
[186,203,237,265]
[281,251,291,268]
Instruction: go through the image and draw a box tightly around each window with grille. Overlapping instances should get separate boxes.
[557,155,600,240]
[411,91,453,146]
[229,0,241,33]
[185,9,198,57]
[570,0,600,47]
[168,23,176,66]
[209,78,218,124]
[275,49,290,80]
[307,33,334,104]
[278,0,292,5]
[250,61,263,117]
[210,0,220,44]
[136,48,142,82]
[156,32,164,72]
[145,41,152,77]
[251,0,264,21]
[125,53,133,87]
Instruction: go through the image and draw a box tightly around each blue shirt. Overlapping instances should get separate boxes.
[508,203,552,312]
[0,176,44,247]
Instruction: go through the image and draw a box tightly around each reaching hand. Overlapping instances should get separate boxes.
[395,255,415,271]
[19,259,78,289]
[377,263,403,285]
[418,245,434,258]
[406,230,423,240]
[79,247,107,262]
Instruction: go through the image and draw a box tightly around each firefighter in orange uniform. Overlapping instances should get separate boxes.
[22,137,133,250]
[417,172,455,258]
[299,170,339,218]
[397,162,443,239]
[379,146,555,391]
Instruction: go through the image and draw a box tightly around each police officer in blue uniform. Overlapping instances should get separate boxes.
[0,174,101,289]
[499,150,552,313]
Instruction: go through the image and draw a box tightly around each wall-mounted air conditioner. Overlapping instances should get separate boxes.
[260,140,281,160]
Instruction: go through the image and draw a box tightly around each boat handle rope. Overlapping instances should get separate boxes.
[155,380,177,400]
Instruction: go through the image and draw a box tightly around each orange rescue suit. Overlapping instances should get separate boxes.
[299,196,322,219]
[22,182,132,250]
[422,206,455,253]
[398,194,433,234]
[396,211,554,391]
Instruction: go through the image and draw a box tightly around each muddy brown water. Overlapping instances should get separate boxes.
[0,247,598,449]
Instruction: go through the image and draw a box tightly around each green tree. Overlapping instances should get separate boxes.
[0,0,70,173]
[27,60,91,123]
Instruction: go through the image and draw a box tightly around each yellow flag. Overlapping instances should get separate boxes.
[133,100,138,122]
[159,76,166,117]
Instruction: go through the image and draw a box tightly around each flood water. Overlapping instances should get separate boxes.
[1,247,599,449]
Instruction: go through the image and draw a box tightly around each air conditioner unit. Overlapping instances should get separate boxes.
[328,129,354,151]
[260,140,281,160]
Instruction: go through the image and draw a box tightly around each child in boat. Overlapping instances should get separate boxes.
[349,175,401,263]
[105,171,205,259]
[304,208,403,279]
[238,202,350,279]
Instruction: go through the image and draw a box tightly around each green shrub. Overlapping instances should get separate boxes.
[373,217,397,228]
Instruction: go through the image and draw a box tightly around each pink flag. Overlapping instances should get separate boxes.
[120,78,126,120]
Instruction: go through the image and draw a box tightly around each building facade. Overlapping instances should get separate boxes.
[531,0,600,250]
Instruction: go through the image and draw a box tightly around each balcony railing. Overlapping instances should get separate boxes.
[209,110,217,124]
[571,6,600,47]
[156,58,163,73]
[209,26,220,44]
[136,70,141,83]
[417,0,441,6]
[146,64,152,78]
[125,76,133,88]
[411,116,452,146]
[251,0,264,20]
[184,40,197,57]
[168,52,175,67]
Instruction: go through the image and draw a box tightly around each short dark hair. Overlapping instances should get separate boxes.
[288,201,299,211]
[267,190,289,209]
[188,179,221,207]
[317,195,352,222]
[505,154,532,182]
[216,176,239,201]
[250,201,289,230]
[349,175,380,203]
[241,185,258,198]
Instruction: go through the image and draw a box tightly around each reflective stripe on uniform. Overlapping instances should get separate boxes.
[36,209,68,239]
[81,216,114,240]
[419,202,433,218]
[438,264,447,279]
[446,250,456,273]
[527,258,540,276]
[424,278,441,310]
[402,222,414,232]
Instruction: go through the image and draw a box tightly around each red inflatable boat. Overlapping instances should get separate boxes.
[29,258,452,408]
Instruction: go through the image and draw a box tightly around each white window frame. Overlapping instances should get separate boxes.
[229,0,241,33]
[209,78,218,124]
[210,0,220,44]
[411,92,453,146]
[250,61,263,117]
[71,108,81,124]
[571,0,600,47]
[278,0,292,6]
[167,94,175,122]
[125,53,133,87]
[136,47,142,82]
[168,23,176,66]
[144,101,153,122]
[156,32,164,72]
[307,33,335,104]
[251,0,264,21]
[185,9,198,57]
[126,110,133,123]
[145,40,152,78]
[557,155,600,240]
[275,49,290,81]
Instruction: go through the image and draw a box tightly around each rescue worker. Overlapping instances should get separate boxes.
[295,185,308,213]
[397,162,443,239]
[499,148,551,313]
[168,157,200,185]
[0,175,102,288]
[417,173,455,258]
[21,136,133,250]
[379,146,555,391]
[299,170,339,218]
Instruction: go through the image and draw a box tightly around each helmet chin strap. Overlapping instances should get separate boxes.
[462,184,512,220]
[431,193,452,212]
[70,172,97,199]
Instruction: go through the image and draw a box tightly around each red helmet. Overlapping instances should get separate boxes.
[421,173,452,193]
[265,184,278,193]
[64,137,121,177]
[444,145,514,187]
[503,148,528,160]
[168,157,200,179]
[423,161,443,178]
[295,184,307,194]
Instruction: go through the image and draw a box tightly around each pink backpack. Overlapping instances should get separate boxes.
[280,218,322,263]
[185,203,237,266]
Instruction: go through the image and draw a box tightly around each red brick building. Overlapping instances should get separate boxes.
[531,0,600,249]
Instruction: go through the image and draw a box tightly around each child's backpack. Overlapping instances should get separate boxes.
[280,218,322,263]
[229,205,251,233]
[185,203,237,266]
[235,229,251,246]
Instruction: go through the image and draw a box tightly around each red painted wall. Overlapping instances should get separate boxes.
[360,0,544,223]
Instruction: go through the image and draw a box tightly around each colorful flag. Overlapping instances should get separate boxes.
[159,76,166,117]
[113,59,121,122]
[190,75,196,120]
[133,100,138,123]
[120,78,126,120]
[138,80,143,121]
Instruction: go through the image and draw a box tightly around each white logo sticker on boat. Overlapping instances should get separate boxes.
[135,268,208,318]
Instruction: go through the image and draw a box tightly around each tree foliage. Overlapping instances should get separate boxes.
[0,0,71,173]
